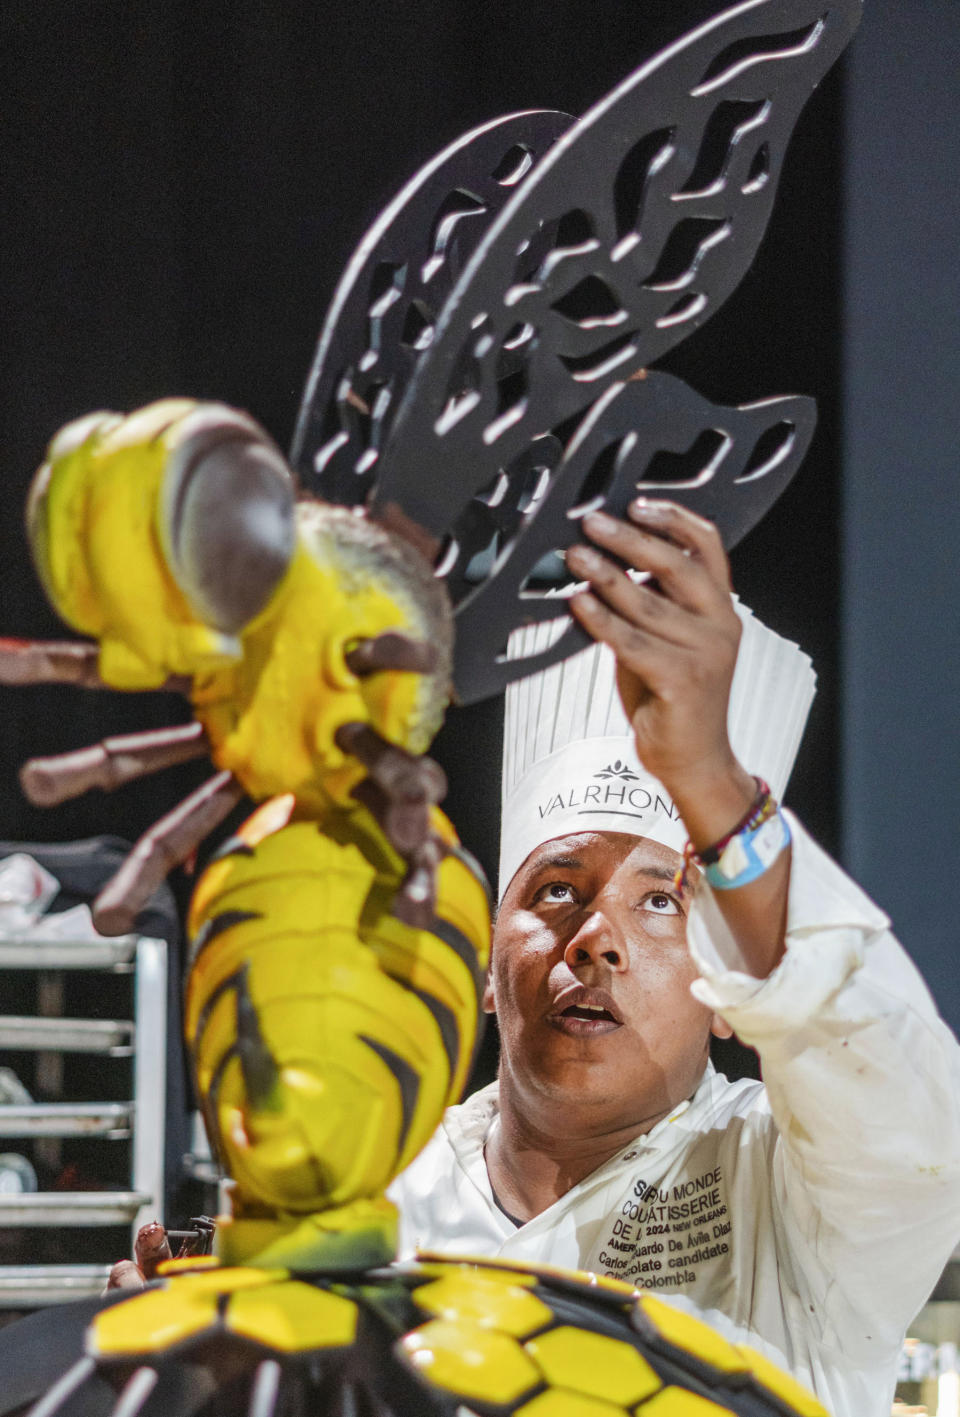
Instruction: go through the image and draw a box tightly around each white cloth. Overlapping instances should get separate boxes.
[390,814,960,1417]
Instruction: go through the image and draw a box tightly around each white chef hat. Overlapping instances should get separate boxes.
[499,598,816,896]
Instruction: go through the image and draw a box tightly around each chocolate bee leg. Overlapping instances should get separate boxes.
[344,630,439,676]
[93,770,244,935]
[0,638,191,693]
[352,776,449,928]
[0,638,104,688]
[335,721,448,927]
[21,722,210,807]
[340,628,448,921]
[336,721,447,851]
[392,832,448,929]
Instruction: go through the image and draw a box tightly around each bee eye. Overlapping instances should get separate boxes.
[160,405,296,634]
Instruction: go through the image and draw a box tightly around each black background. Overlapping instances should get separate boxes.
[0,0,844,877]
[0,0,852,1144]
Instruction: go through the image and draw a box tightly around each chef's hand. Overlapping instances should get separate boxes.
[566,499,750,819]
[566,498,789,978]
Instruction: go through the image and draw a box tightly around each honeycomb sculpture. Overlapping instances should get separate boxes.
[77,1254,828,1417]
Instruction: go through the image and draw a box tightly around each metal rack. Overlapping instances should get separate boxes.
[0,930,167,1307]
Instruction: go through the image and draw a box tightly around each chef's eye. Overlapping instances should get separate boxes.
[535,881,578,904]
[642,892,681,915]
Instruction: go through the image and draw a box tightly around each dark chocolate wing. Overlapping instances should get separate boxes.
[290,110,574,506]
[450,372,817,701]
[374,0,861,540]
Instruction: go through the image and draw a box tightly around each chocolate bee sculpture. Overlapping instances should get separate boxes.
[0,2,859,1414]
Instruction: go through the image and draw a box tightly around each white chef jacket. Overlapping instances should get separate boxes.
[390,813,960,1417]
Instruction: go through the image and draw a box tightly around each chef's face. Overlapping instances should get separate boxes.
[487,831,722,1121]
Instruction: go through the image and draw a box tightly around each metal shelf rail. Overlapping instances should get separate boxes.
[0,931,167,1307]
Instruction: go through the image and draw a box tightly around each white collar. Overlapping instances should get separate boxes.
[443,1062,724,1184]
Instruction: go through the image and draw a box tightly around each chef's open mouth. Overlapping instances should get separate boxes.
[547,1001,623,1034]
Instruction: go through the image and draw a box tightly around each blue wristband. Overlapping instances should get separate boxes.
[704,809,792,891]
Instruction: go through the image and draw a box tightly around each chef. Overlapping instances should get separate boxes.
[391,497,960,1417]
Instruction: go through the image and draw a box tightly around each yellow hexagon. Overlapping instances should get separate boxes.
[523,1264,636,1299]
[226,1280,359,1352]
[167,1265,287,1295]
[156,1255,222,1277]
[635,1297,747,1378]
[89,1285,220,1357]
[412,1272,553,1337]
[635,1389,734,1414]
[734,1345,829,1417]
[525,1328,660,1407]
[88,1265,289,1358]
[402,1318,540,1405]
[415,1253,636,1299]
[415,1255,538,1287]
[517,1390,626,1417]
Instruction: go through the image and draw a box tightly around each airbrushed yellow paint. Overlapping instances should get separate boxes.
[85,1251,827,1417]
[148,1265,288,1294]
[89,1284,221,1358]
[187,793,489,1223]
[29,400,238,688]
[415,1251,638,1298]
[89,1266,285,1357]
[89,1265,357,1359]
[215,1196,399,1271]
[403,1319,541,1405]
[29,400,444,813]
[412,1272,553,1336]
[156,1254,221,1276]
[412,1259,539,1289]
[525,1328,661,1407]
[190,515,435,815]
[733,1345,829,1417]
[515,1392,624,1417]
[226,1280,358,1351]
[637,1296,747,1377]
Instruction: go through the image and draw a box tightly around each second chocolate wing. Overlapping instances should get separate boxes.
[450,372,816,702]
[291,109,574,508]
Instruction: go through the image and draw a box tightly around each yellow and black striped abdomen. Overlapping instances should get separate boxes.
[185,794,489,1244]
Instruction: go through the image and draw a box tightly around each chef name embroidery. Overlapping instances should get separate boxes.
[598,1166,731,1288]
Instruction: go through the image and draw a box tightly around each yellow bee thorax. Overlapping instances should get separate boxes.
[191,522,445,813]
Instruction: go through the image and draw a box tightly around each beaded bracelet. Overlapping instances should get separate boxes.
[675,778,789,893]
[704,806,791,891]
